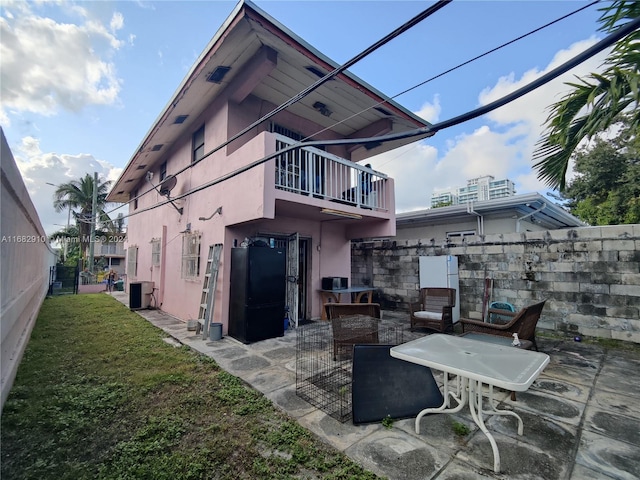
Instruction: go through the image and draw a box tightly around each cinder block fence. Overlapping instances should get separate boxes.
[352,224,640,344]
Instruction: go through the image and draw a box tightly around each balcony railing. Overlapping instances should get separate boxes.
[274,135,388,211]
[100,244,125,255]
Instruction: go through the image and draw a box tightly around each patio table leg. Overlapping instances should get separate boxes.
[415,375,467,434]
[468,379,501,473]
[484,385,524,435]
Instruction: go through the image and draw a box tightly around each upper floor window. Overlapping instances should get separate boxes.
[270,122,304,141]
[192,125,205,163]
[159,161,167,181]
[270,122,324,151]
[132,188,138,210]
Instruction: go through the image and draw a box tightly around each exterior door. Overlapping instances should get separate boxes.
[286,233,299,328]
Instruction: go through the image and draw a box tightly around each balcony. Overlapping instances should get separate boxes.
[273,135,388,213]
[99,243,126,256]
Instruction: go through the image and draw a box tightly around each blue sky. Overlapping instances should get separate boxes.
[1,0,608,235]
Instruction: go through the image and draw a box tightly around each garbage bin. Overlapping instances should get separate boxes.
[209,323,223,341]
[115,280,124,291]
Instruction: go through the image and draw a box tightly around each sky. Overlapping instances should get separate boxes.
[1,0,610,236]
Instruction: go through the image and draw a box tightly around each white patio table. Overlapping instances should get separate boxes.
[390,334,549,473]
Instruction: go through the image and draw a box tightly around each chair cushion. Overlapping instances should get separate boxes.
[413,311,442,320]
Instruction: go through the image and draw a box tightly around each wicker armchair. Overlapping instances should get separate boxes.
[325,304,381,361]
[330,315,380,360]
[461,300,546,351]
[324,303,381,321]
[409,288,456,333]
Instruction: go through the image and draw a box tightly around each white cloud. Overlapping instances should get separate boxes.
[415,95,441,123]
[0,2,125,124]
[479,37,606,130]
[110,12,124,32]
[380,37,611,211]
[14,136,124,236]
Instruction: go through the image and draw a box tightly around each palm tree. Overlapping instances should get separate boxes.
[533,0,640,191]
[49,224,81,264]
[53,174,113,265]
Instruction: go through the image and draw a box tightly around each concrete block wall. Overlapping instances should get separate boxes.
[352,224,640,344]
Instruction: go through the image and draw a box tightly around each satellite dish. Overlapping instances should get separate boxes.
[159,175,177,196]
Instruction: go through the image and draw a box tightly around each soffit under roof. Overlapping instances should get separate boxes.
[108,1,431,202]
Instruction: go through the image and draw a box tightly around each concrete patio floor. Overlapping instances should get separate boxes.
[109,291,640,480]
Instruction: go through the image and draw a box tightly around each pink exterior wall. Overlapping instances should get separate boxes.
[125,88,396,331]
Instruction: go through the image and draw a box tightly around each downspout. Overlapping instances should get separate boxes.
[516,203,546,233]
[467,202,484,236]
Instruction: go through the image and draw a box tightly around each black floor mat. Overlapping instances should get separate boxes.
[351,344,444,424]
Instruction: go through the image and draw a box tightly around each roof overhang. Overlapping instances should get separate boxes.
[396,193,586,230]
[108,0,432,202]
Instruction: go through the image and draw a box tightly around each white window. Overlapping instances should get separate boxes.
[181,232,201,279]
[151,238,161,266]
[446,230,476,240]
[192,125,205,163]
[127,246,138,277]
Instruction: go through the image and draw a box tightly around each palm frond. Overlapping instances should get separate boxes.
[533,17,639,191]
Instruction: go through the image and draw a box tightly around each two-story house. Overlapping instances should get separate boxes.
[107,0,432,332]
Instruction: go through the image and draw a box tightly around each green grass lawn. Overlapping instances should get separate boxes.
[1,294,380,480]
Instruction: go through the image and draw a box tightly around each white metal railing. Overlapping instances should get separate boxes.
[274,135,388,211]
[100,244,125,255]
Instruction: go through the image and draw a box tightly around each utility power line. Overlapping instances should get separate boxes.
[109,1,452,215]
[119,13,640,221]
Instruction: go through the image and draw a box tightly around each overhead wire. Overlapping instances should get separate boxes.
[108,1,452,216]
[105,0,596,217]
[118,13,640,221]
[301,0,603,144]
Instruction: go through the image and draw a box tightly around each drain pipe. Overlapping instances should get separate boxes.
[467,202,484,236]
[516,203,547,232]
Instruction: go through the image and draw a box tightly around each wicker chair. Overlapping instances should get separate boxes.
[325,304,382,361]
[324,303,381,321]
[461,300,546,351]
[409,288,456,333]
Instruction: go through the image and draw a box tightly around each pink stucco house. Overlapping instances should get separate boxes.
[107,0,432,335]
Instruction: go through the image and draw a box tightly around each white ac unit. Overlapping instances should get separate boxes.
[130,281,155,310]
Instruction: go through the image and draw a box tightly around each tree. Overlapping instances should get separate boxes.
[49,224,81,266]
[533,0,640,190]
[559,115,639,225]
[52,174,112,264]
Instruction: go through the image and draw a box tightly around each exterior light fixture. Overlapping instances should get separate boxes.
[321,208,362,220]
[313,101,332,117]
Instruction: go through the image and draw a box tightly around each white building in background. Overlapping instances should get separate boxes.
[431,175,515,207]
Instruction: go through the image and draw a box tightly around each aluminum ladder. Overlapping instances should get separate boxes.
[197,243,223,340]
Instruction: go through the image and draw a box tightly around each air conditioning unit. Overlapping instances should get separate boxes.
[129,281,155,310]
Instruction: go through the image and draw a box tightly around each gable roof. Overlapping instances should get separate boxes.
[108,0,432,202]
[396,193,586,230]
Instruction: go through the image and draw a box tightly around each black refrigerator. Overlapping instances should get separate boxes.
[229,246,286,344]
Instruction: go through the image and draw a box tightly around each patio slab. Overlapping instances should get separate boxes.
[108,291,640,480]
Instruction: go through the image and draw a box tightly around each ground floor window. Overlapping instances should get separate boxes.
[127,246,138,277]
[446,230,476,240]
[151,238,161,266]
[181,232,201,279]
